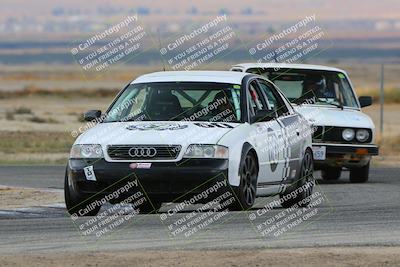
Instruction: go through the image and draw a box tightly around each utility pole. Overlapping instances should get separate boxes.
[380,64,384,140]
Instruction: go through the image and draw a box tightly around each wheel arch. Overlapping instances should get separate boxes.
[240,142,259,175]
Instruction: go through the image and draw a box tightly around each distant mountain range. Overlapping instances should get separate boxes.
[0,0,399,64]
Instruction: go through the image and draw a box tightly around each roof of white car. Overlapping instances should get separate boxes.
[231,63,346,73]
[131,71,250,85]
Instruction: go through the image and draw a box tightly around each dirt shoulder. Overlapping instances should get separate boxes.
[0,186,63,209]
[0,247,399,267]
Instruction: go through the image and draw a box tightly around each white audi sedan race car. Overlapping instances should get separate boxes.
[231,63,379,183]
[65,71,314,216]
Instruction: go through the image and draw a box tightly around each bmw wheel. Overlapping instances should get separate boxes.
[321,166,342,181]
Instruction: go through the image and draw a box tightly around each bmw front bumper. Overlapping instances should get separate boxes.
[312,143,379,169]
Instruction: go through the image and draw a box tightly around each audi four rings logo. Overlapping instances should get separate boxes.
[128,147,157,158]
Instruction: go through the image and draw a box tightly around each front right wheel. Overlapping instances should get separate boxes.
[64,168,101,217]
[230,151,258,211]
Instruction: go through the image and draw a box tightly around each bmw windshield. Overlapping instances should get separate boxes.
[104,82,242,123]
[246,68,359,108]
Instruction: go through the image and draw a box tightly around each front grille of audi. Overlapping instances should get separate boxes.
[107,145,181,160]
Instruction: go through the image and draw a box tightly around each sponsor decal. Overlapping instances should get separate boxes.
[194,122,234,128]
[126,123,188,131]
[129,163,152,169]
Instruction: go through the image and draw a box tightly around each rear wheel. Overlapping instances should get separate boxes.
[230,151,258,211]
[64,168,101,217]
[349,162,370,183]
[280,149,314,208]
[321,167,342,180]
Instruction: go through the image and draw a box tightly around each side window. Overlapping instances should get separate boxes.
[247,80,266,116]
[258,79,289,117]
[231,68,243,72]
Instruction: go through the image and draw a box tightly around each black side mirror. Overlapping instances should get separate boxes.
[359,96,372,108]
[84,110,101,121]
[251,109,275,123]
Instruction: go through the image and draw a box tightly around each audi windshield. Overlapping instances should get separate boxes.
[246,68,359,108]
[104,82,242,123]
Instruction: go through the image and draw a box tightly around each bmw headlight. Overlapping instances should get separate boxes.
[184,145,228,159]
[342,128,355,141]
[70,144,103,159]
[356,129,370,142]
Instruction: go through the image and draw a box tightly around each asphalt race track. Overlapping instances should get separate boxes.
[0,166,399,254]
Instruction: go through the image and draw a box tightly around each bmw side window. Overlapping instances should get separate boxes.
[277,90,295,114]
[247,81,266,117]
[258,80,289,117]
[231,68,243,72]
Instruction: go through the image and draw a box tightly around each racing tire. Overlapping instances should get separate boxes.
[230,150,258,211]
[64,167,101,217]
[280,149,314,208]
[349,162,370,183]
[321,167,342,181]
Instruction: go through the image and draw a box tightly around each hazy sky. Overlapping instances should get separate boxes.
[1,0,399,21]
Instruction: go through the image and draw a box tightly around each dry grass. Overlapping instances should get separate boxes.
[13,106,32,114]
[0,86,119,99]
[355,87,400,104]
[0,131,73,154]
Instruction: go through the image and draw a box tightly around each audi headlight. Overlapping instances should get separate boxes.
[356,129,370,142]
[342,128,355,141]
[184,145,228,159]
[70,144,103,159]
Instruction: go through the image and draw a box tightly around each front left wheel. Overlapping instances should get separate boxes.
[349,162,370,183]
[321,166,342,181]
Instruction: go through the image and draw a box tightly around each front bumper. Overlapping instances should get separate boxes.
[68,158,229,202]
[312,143,379,168]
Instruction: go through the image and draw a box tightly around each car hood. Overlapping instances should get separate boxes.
[294,105,375,129]
[75,121,240,147]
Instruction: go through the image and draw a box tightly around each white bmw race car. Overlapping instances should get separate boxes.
[65,71,314,216]
[231,63,379,183]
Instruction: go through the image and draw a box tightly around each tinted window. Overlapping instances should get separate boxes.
[247,81,266,116]
[104,82,242,122]
[258,79,289,117]
[247,68,359,108]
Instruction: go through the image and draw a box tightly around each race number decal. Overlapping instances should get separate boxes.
[83,166,97,181]
[267,128,279,172]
